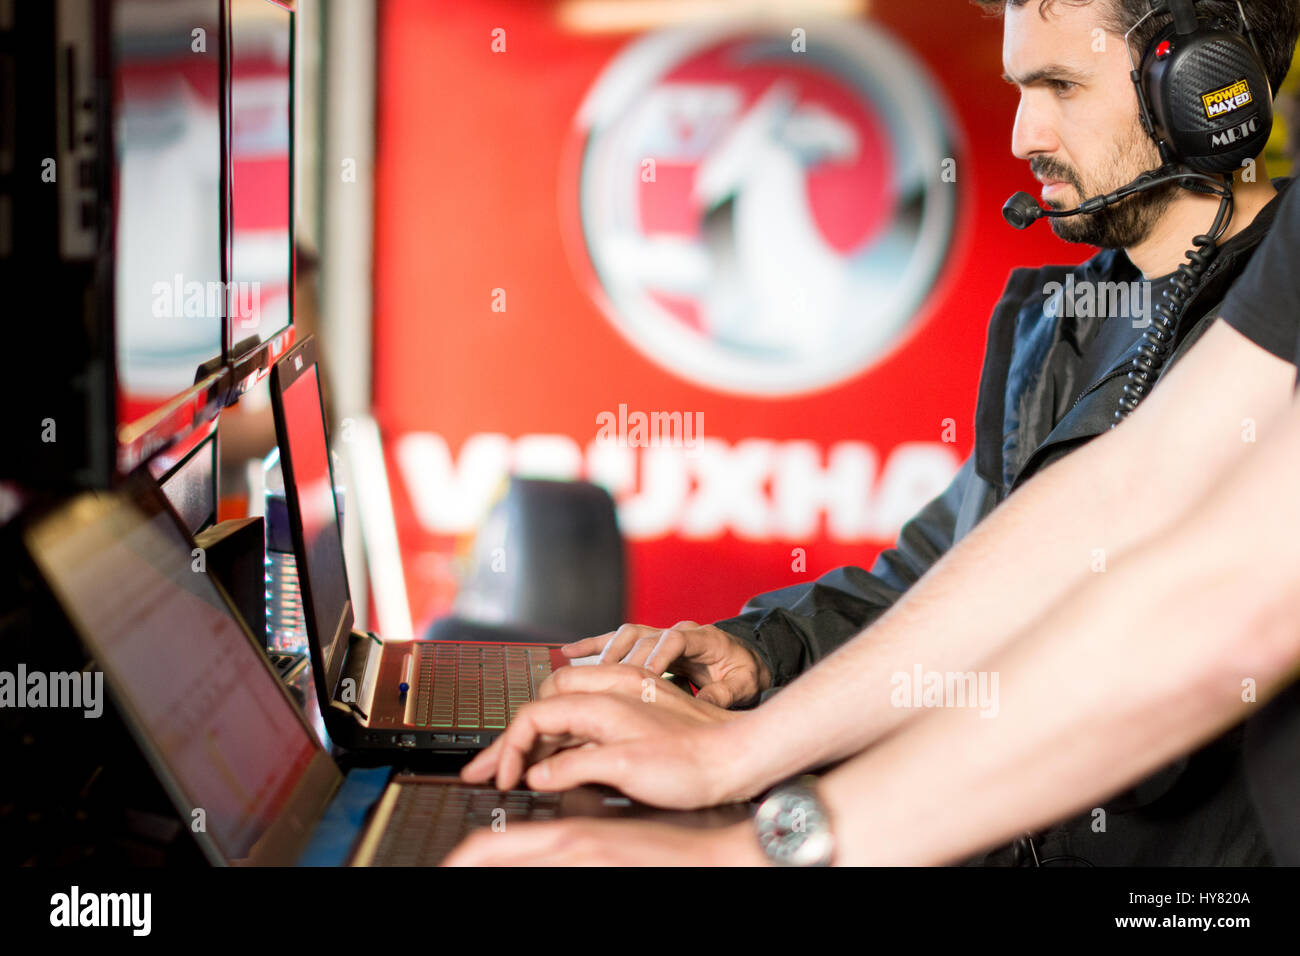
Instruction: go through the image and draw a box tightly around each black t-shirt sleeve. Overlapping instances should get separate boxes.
[1220,183,1300,370]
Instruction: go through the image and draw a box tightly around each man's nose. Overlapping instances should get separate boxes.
[1011,93,1059,162]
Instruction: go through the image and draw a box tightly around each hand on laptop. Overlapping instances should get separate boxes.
[560,621,770,707]
[538,662,739,724]
[460,691,756,808]
[442,818,765,867]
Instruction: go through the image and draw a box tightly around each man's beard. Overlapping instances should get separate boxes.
[1033,120,1178,248]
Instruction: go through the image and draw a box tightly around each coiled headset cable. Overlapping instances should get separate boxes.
[1113,172,1235,423]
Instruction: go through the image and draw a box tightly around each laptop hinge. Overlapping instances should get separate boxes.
[334,630,383,722]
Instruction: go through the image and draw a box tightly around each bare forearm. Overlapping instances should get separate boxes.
[823,545,1300,865]
[728,427,1203,789]
[820,398,1300,865]
[721,322,1295,796]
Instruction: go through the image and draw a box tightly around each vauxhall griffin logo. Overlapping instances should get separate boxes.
[565,21,961,395]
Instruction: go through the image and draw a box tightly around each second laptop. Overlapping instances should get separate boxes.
[269,335,569,753]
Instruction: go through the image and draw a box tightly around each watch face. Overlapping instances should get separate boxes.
[756,786,834,866]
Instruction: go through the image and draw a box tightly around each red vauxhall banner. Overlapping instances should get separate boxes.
[372,0,1079,635]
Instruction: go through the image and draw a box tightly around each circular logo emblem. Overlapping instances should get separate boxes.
[567,21,962,396]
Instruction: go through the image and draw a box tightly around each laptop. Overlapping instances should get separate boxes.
[23,473,748,865]
[268,335,571,753]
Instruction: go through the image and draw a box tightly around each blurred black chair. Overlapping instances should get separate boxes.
[423,477,625,644]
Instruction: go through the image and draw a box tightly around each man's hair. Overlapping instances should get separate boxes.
[971,0,1300,96]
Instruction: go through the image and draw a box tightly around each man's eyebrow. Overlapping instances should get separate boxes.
[1002,66,1089,86]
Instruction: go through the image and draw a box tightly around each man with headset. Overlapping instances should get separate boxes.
[458,0,1300,865]
[447,103,1300,875]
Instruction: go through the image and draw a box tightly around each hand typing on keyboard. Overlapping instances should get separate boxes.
[558,621,771,709]
[459,682,760,810]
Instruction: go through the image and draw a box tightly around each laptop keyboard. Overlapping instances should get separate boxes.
[411,643,553,730]
[370,783,561,866]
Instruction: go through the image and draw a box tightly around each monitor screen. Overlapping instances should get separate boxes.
[279,360,352,691]
[112,0,225,430]
[27,480,323,863]
[228,0,294,356]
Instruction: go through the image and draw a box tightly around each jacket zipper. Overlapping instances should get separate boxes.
[1067,365,1130,413]
[1066,254,1229,415]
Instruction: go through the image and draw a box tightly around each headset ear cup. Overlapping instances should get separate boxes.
[1141,18,1273,174]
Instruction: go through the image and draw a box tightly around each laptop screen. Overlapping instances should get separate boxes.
[277,358,353,693]
[26,480,325,863]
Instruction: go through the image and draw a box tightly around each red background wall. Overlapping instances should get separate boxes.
[371,0,1079,636]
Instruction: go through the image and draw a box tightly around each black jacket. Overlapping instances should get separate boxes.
[713,179,1293,865]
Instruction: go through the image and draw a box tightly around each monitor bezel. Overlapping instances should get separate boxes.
[116,368,229,475]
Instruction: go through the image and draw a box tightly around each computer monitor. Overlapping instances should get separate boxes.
[227,0,295,363]
[24,471,339,865]
[113,0,226,436]
[1,0,230,489]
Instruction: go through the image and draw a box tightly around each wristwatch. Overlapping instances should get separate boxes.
[753,775,835,866]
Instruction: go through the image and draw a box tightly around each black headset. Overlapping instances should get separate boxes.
[1111,0,1276,421]
[1129,0,1274,173]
